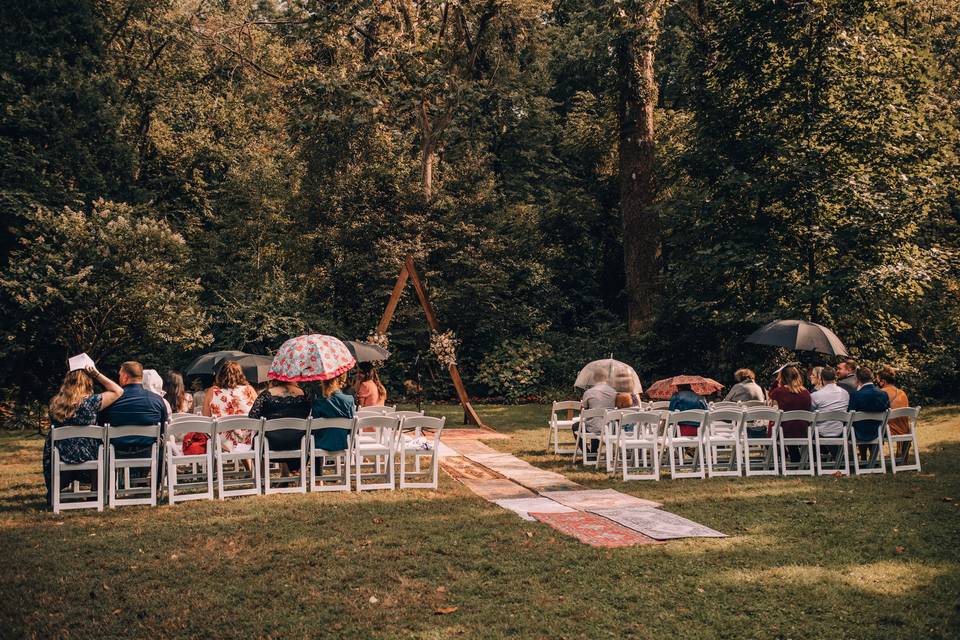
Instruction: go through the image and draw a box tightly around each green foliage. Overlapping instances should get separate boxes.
[476,338,554,402]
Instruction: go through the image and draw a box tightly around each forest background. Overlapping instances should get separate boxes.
[1,0,958,421]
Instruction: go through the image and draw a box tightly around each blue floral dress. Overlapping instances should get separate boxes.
[43,394,103,504]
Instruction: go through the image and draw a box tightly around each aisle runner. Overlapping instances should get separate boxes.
[443,439,726,546]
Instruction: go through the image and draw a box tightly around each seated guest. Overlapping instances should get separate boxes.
[669,383,708,436]
[164,371,193,414]
[250,379,310,472]
[353,363,387,408]
[836,358,859,395]
[571,370,617,454]
[768,365,812,461]
[613,368,642,408]
[311,373,355,452]
[724,369,765,402]
[203,361,258,452]
[848,366,891,445]
[101,361,168,458]
[190,377,207,415]
[810,366,849,440]
[43,366,123,506]
[808,366,824,392]
[142,369,172,416]
[877,365,910,458]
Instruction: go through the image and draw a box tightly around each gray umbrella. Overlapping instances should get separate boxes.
[745,320,848,356]
[185,350,247,377]
[344,340,390,363]
[212,353,273,384]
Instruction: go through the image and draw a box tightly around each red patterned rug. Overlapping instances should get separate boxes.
[440,456,504,481]
[532,511,665,547]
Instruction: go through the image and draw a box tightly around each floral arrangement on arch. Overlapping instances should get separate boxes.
[429,330,459,368]
[366,331,390,368]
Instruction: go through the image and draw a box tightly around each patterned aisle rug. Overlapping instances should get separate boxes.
[440,428,510,440]
[457,478,536,501]
[464,452,581,491]
[532,511,665,547]
[592,506,727,540]
[440,456,504,481]
[493,497,577,521]
[445,439,500,456]
[541,488,662,511]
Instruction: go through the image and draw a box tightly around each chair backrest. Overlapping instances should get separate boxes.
[887,406,920,433]
[166,417,214,438]
[710,401,741,410]
[647,400,670,410]
[355,415,400,430]
[214,417,263,434]
[401,415,446,436]
[263,417,310,433]
[170,412,195,423]
[389,410,425,421]
[356,406,396,416]
[741,400,767,408]
[704,409,744,436]
[602,408,634,428]
[813,410,852,427]
[667,410,707,435]
[619,411,662,438]
[553,400,581,412]
[850,410,889,440]
[107,424,161,440]
[51,425,105,442]
[779,410,815,428]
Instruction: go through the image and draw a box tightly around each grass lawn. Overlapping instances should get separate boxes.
[1,404,958,639]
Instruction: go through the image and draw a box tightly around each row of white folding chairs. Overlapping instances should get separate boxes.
[51,413,445,512]
[560,404,921,481]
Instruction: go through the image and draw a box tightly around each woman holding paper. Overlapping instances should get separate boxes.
[42,365,124,506]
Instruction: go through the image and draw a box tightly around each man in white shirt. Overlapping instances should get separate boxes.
[810,366,849,437]
[574,370,618,454]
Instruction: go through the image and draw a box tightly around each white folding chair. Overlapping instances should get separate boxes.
[887,407,921,473]
[599,409,635,472]
[398,416,446,489]
[214,416,262,499]
[613,411,661,481]
[170,412,194,423]
[850,411,889,475]
[664,410,707,479]
[164,417,215,504]
[356,405,397,417]
[547,401,581,455]
[51,425,105,513]
[107,424,161,508]
[741,400,767,408]
[262,418,309,494]
[647,401,670,411]
[704,409,745,477]
[309,417,356,492]
[572,408,606,466]
[813,410,852,476]
[354,415,401,491]
[742,408,781,476]
[778,410,815,476]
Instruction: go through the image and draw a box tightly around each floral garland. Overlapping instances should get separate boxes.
[366,331,389,368]
[430,330,459,368]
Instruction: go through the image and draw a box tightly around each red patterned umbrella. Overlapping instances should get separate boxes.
[646,375,724,400]
[268,334,356,382]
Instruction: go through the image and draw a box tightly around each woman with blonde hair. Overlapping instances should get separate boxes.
[311,372,355,452]
[353,362,387,407]
[42,366,124,505]
[808,366,824,391]
[203,360,258,452]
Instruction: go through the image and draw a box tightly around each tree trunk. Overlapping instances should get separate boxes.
[421,138,434,204]
[617,35,661,334]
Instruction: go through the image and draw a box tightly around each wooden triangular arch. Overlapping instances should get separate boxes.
[377,256,485,428]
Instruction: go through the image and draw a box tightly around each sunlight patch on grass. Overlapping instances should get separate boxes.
[720,560,946,596]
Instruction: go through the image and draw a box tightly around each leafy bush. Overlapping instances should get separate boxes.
[476,338,554,403]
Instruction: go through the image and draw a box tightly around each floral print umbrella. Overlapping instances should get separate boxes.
[268,334,356,382]
[646,375,724,400]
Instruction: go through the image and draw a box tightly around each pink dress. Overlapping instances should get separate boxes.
[209,385,258,451]
[356,380,385,407]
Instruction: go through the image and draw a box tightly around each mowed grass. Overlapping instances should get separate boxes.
[0,405,958,639]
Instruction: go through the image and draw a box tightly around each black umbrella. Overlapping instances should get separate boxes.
[212,353,273,384]
[185,350,247,377]
[746,320,848,356]
[344,340,390,363]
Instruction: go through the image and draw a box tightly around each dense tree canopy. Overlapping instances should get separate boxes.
[1,0,958,411]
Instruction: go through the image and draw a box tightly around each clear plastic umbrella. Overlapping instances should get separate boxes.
[574,359,642,394]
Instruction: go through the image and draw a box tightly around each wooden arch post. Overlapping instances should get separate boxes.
[377,256,486,428]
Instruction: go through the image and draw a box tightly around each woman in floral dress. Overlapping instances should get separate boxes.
[203,361,258,451]
[43,366,124,506]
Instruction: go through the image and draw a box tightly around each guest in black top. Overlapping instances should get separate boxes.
[249,380,310,472]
